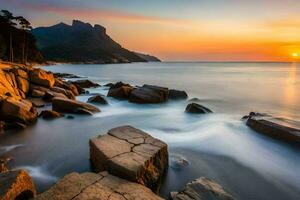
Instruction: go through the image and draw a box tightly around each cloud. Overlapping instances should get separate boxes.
[8,0,187,25]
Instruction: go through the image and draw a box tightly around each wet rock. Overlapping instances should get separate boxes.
[0,121,5,133]
[170,155,189,170]
[171,177,235,200]
[52,97,100,114]
[185,103,212,114]
[104,82,114,87]
[66,115,75,119]
[129,85,169,104]
[71,79,100,88]
[0,157,12,173]
[36,171,162,200]
[169,89,188,100]
[109,81,131,89]
[107,86,134,99]
[0,170,36,200]
[0,98,38,125]
[29,68,55,88]
[31,89,45,98]
[188,98,201,103]
[28,98,46,108]
[54,72,81,79]
[55,79,79,96]
[88,95,108,105]
[40,110,63,119]
[90,125,168,192]
[245,113,300,146]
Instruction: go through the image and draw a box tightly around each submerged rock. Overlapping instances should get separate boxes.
[171,177,235,200]
[169,89,188,100]
[129,84,169,104]
[40,110,63,119]
[89,125,168,192]
[71,79,100,88]
[52,97,100,114]
[88,95,108,105]
[0,170,36,200]
[185,103,212,114]
[245,112,300,146]
[36,171,162,200]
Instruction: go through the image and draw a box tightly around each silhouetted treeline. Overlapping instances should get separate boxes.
[0,10,44,64]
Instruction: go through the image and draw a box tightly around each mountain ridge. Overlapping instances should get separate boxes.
[32,20,160,64]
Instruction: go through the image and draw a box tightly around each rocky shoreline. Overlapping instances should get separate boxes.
[0,63,299,199]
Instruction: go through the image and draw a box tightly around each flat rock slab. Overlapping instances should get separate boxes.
[52,97,100,114]
[36,171,163,200]
[90,126,168,192]
[0,170,36,200]
[246,114,300,146]
[171,177,235,200]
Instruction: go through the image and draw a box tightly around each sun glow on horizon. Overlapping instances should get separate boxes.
[292,52,299,57]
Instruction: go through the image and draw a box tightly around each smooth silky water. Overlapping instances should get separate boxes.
[0,62,300,200]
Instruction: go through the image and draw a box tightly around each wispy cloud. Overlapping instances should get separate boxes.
[8,0,187,25]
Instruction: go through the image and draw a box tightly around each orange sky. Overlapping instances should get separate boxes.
[3,0,300,61]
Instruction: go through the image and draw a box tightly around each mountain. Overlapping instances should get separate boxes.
[134,52,161,62]
[32,20,160,64]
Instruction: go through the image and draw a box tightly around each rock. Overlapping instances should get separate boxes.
[188,98,201,103]
[53,72,81,79]
[87,95,108,105]
[5,121,27,130]
[107,86,134,99]
[104,83,114,87]
[171,177,235,200]
[0,121,5,133]
[55,79,79,96]
[129,85,169,104]
[16,76,29,94]
[74,108,94,115]
[28,98,46,108]
[109,82,131,89]
[36,171,162,200]
[0,98,38,124]
[0,157,12,173]
[90,126,168,192]
[185,103,212,114]
[31,89,45,98]
[51,86,76,100]
[0,70,22,99]
[43,91,68,101]
[170,155,189,170]
[29,68,55,88]
[66,115,75,119]
[71,79,100,88]
[52,97,100,114]
[169,89,188,100]
[0,170,36,200]
[40,110,63,119]
[245,113,300,146]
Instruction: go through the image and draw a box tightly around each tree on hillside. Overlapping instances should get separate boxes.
[15,16,32,63]
[1,10,16,62]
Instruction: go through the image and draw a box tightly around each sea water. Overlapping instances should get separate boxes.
[0,62,299,200]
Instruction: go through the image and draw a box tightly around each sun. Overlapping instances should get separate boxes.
[292,53,299,57]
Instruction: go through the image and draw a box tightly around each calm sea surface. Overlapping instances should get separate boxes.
[1,62,300,199]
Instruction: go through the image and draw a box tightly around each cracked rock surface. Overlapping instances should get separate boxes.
[36,171,163,200]
[90,126,168,192]
[171,177,235,200]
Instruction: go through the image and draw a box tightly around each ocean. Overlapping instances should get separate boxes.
[1,62,300,199]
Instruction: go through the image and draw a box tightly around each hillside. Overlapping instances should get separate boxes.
[32,20,159,64]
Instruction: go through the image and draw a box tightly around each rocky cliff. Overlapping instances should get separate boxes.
[32,20,159,64]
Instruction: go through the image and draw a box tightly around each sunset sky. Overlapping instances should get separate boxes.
[2,0,300,61]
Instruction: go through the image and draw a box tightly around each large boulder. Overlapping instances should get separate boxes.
[0,170,36,200]
[55,79,79,96]
[0,70,22,99]
[107,86,134,99]
[0,97,38,124]
[36,171,162,200]
[29,68,55,88]
[51,86,76,100]
[90,126,168,192]
[245,113,300,146]
[171,177,235,200]
[185,103,212,114]
[52,97,100,114]
[169,89,188,100]
[129,85,169,104]
[88,95,108,105]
